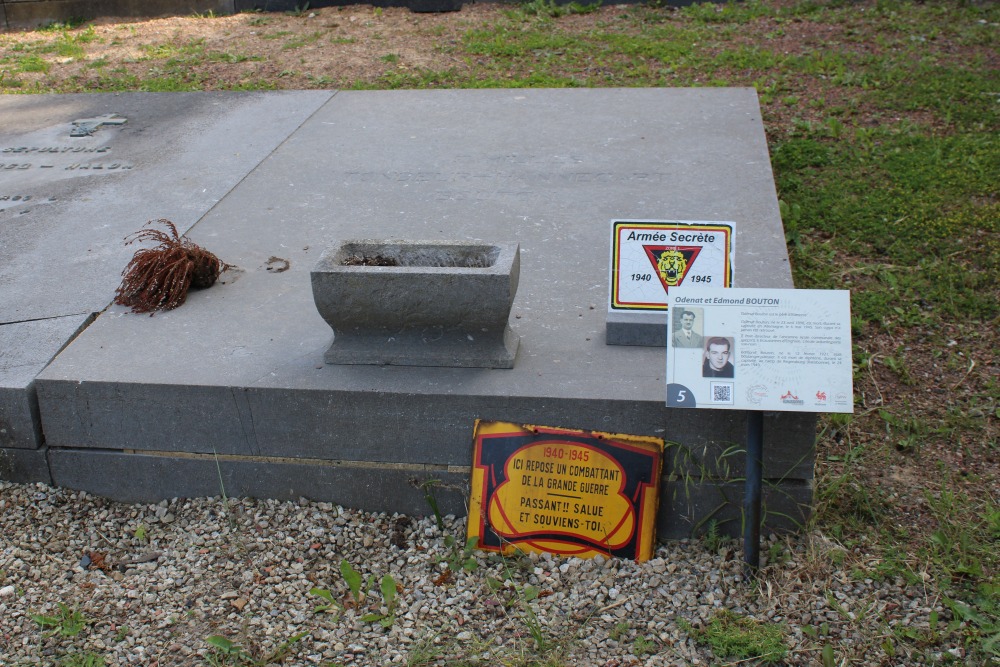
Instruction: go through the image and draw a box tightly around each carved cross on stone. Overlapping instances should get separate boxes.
[70,114,127,137]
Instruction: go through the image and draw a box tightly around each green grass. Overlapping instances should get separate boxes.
[140,39,207,61]
[206,52,264,64]
[511,0,601,19]
[58,652,106,667]
[678,0,782,24]
[31,603,91,638]
[203,631,309,667]
[774,125,999,328]
[15,54,51,73]
[683,610,787,663]
[39,17,89,31]
[281,31,325,50]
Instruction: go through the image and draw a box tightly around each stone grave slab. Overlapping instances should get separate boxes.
[0,446,51,485]
[0,91,334,452]
[35,88,813,537]
[1,91,333,323]
[0,314,91,449]
[47,448,469,517]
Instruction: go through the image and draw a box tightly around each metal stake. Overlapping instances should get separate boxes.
[743,410,764,577]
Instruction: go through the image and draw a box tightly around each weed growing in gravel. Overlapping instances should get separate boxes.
[417,477,479,575]
[112,625,130,643]
[360,574,400,628]
[801,622,836,663]
[631,635,658,656]
[30,603,105,667]
[418,478,446,531]
[57,651,106,667]
[404,633,446,666]
[309,586,343,616]
[212,450,239,533]
[339,558,372,604]
[203,631,309,667]
[608,621,629,642]
[519,588,547,651]
[820,642,836,667]
[436,535,479,575]
[31,603,90,637]
[702,520,722,552]
[945,593,999,660]
[311,559,400,627]
[683,609,787,664]
[487,561,552,654]
[766,541,790,567]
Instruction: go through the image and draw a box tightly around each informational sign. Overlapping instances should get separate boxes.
[468,421,663,561]
[609,220,735,311]
[665,288,853,413]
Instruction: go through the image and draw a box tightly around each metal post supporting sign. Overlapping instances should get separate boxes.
[743,411,764,575]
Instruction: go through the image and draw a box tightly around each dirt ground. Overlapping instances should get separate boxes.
[4,5,525,87]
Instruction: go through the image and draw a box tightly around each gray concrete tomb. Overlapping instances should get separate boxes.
[1,88,812,539]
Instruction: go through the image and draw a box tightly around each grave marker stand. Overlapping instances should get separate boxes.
[664,287,854,576]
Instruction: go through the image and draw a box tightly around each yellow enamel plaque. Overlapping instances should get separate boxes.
[468,421,664,561]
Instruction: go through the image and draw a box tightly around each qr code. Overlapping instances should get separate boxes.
[711,382,734,404]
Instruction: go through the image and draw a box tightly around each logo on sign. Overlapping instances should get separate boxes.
[746,384,768,404]
[644,246,701,289]
[781,390,804,405]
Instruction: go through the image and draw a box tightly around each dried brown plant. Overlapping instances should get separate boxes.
[114,219,228,313]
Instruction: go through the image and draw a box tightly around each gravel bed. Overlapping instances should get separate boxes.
[0,482,956,666]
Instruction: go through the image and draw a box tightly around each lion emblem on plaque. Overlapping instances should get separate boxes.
[656,249,688,286]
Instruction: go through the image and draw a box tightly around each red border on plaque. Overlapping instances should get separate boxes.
[468,421,663,561]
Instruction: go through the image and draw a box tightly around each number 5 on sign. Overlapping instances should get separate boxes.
[668,385,696,407]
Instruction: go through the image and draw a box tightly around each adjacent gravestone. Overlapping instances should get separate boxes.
[0,315,91,450]
[0,91,333,464]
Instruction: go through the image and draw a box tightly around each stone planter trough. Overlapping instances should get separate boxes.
[311,240,520,368]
